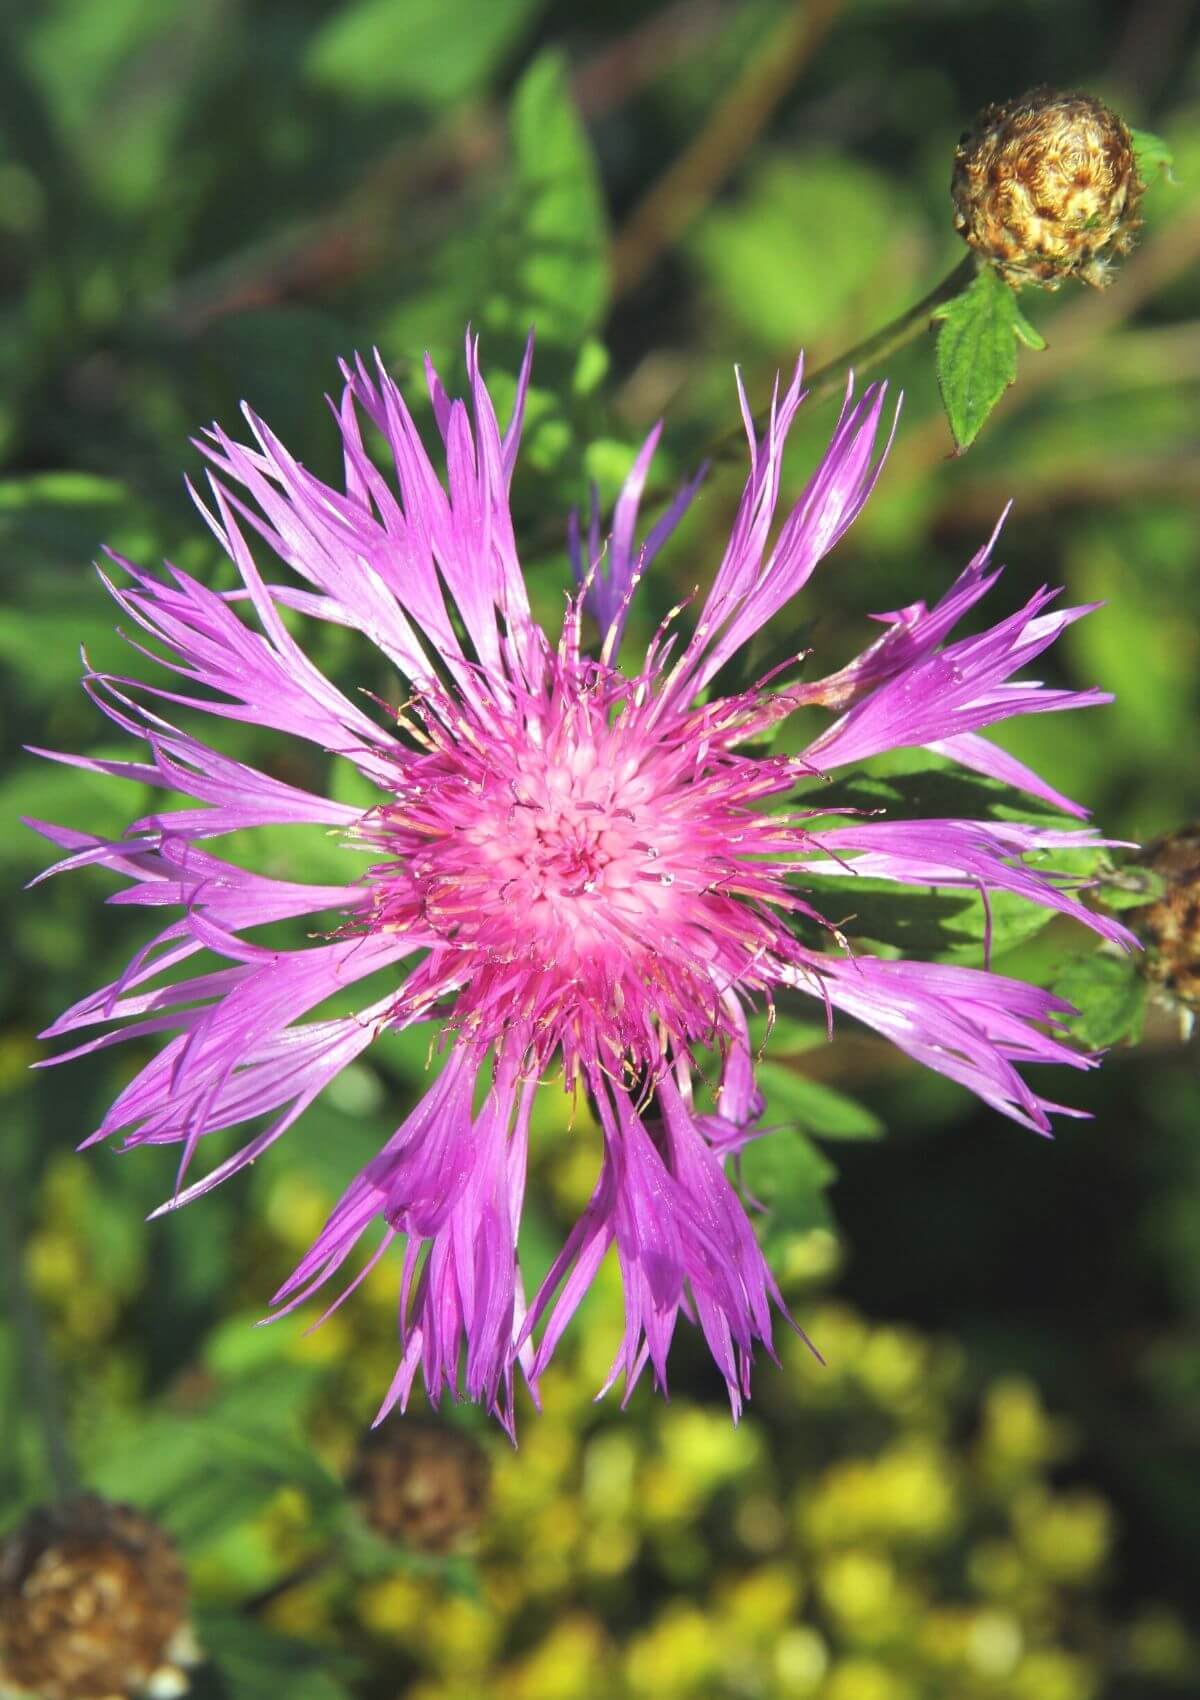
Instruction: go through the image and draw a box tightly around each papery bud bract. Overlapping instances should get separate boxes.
[1126,826,1200,1030]
[952,87,1144,289]
[350,1421,491,1554]
[0,1497,197,1700]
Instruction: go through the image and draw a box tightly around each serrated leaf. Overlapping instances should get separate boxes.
[933,264,1023,452]
[192,1611,359,1700]
[757,1062,884,1140]
[85,1410,341,1553]
[304,0,546,106]
[797,873,1067,962]
[739,1128,836,1252]
[800,751,1086,831]
[485,51,609,347]
[1051,950,1146,1049]
[1012,297,1046,351]
[1128,127,1176,182]
[792,754,1106,961]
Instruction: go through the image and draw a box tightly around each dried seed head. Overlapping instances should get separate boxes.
[952,87,1144,289]
[0,1497,197,1700]
[1126,826,1200,1024]
[350,1421,490,1554]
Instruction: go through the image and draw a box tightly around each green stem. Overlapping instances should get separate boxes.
[0,1172,81,1501]
[710,253,979,463]
[808,255,977,400]
[527,255,980,555]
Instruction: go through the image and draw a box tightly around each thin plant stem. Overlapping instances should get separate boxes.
[800,254,978,404]
[0,1171,81,1502]
[707,253,979,464]
[522,257,977,556]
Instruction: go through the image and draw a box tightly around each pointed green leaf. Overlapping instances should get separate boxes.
[1012,297,1047,351]
[193,1611,359,1700]
[1051,950,1146,1049]
[304,0,546,106]
[485,51,609,346]
[757,1063,884,1140]
[739,1128,836,1251]
[933,265,1023,451]
[1090,862,1168,912]
[1128,127,1176,183]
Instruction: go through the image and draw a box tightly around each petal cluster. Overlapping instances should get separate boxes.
[31,334,1129,1429]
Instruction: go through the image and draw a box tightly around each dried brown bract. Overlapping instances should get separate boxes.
[1126,826,1200,1026]
[350,1421,491,1555]
[0,1497,197,1700]
[952,88,1144,289]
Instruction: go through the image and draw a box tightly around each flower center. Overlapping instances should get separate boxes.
[421,738,684,968]
[360,676,797,1077]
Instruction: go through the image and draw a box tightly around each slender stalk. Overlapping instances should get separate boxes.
[802,254,978,404]
[708,254,978,464]
[525,256,980,556]
[0,1172,81,1501]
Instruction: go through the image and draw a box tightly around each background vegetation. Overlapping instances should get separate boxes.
[2,2,1199,1696]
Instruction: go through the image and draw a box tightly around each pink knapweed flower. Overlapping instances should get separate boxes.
[31,336,1130,1433]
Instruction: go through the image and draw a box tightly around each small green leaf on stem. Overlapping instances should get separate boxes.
[1052,950,1146,1049]
[1012,296,1047,350]
[1128,127,1176,183]
[739,1129,836,1253]
[933,264,1041,452]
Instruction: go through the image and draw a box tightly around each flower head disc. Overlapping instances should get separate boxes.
[952,87,1144,289]
[360,647,811,1085]
[31,335,1130,1433]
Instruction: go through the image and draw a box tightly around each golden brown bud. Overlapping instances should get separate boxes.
[0,1497,197,1700]
[1126,826,1200,1021]
[350,1420,490,1554]
[952,88,1144,289]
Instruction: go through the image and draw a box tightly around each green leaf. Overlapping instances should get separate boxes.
[304,0,547,106]
[1012,297,1047,351]
[691,152,898,345]
[1128,127,1176,182]
[193,1611,359,1700]
[792,754,1107,962]
[0,472,164,574]
[756,1062,883,1140]
[1089,862,1168,912]
[1051,951,1146,1049]
[86,1410,342,1553]
[484,52,609,347]
[339,1502,482,1588]
[797,873,1068,962]
[800,751,1086,831]
[934,264,1034,452]
[739,1128,836,1251]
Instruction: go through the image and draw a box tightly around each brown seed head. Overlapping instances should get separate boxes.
[0,1498,195,1700]
[952,88,1144,289]
[350,1421,490,1554]
[1126,826,1200,1014]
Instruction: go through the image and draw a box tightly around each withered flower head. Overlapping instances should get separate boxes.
[350,1421,490,1554]
[952,87,1144,289]
[0,1497,196,1700]
[1125,826,1200,1026]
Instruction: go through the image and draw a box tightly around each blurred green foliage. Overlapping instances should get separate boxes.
[3,1,1200,1697]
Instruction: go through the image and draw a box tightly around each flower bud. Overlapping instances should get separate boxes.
[350,1420,490,1554]
[1125,826,1200,1024]
[0,1497,197,1700]
[952,88,1144,289]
